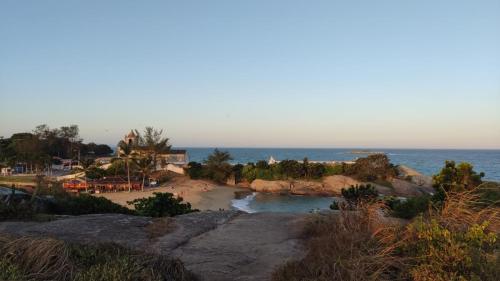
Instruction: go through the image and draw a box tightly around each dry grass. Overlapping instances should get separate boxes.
[0,234,73,280]
[273,190,500,281]
[0,234,196,281]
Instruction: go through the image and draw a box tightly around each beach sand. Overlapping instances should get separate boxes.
[94,176,247,211]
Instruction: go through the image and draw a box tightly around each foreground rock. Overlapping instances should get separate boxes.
[0,211,307,281]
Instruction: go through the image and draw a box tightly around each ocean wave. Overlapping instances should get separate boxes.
[231,192,257,213]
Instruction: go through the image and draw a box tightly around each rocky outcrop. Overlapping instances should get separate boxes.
[251,176,363,196]
[249,173,434,197]
[0,211,307,281]
[397,165,433,188]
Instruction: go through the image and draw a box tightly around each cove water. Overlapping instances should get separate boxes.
[231,192,337,213]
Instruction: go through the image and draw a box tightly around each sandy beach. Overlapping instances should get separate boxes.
[94,176,247,211]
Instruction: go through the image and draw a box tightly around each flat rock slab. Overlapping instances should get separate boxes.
[0,211,307,281]
[169,212,306,281]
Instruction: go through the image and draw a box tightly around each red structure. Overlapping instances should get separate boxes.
[63,177,141,192]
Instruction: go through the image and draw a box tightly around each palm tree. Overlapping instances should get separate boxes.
[133,156,153,192]
[135,127,171,170]
[80,158,95,193]
[118,140,135,192]
[204,149,233,183]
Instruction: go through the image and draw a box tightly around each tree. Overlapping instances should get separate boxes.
[133,156,154,191]
[204,149,233,183]
[80,158,95,193]
[118,140,135,192]
[345,154,397,181]
[135,127,171,170]
[186,161,204,179]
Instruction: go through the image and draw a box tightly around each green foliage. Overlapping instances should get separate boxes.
[0,201,35,221]
[85,166,107,180]
[340,184,379,207]
[186,161,204,179]
[50,195,135,216]
[433,160,484,192]
[386,196,432,219]
[232,164,244,182]
[475,182,500,207]
[242,164,257,182]
[403,218,499,281]
[324,164,346,176]
[203,149,233,183]
[345,154,397,181]
[128,192,197,217]
[0,124,112,173]
[106,159,127,176]
[329,200,340,210]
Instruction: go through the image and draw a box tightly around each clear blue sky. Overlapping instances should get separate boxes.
[1,0,499,148]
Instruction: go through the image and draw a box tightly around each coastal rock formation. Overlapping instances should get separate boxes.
[397,165,433,188]
[0,211,307,281]
[249,174,434,197]
[250,176,362,196]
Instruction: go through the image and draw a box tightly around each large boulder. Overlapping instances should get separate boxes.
[0,211,308,281]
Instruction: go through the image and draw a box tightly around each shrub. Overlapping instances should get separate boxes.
[186,162,203,179]
[324,163,346,176]
[274,192,500,281]
[340,184,379,207]
[0,201,35,221]
[278,160,305,179]
[128,192,197,217]
[433,160,484,192]
[345,154,397,181]
[50,195,135,216]
[242,164,256,182]
[232,164,244,182]
[386,195,432,219]
[85,167,107,180]
[307,163,326,179]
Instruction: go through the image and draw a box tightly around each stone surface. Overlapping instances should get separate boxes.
[0,211,307,281]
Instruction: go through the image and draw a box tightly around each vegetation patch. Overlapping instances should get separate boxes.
[274,191,500,281]
[0,234,196,281]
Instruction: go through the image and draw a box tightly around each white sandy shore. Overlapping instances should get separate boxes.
[94,176,247,211]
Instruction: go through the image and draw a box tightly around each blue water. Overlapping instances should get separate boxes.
[231,192,336,213]
[182,148,500,181]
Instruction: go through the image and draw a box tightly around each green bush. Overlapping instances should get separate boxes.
[340,184,379,207]
[50,195,135,216]
[324,163,345,176]
[128,192,197,217]
[433,160,484,192]
[0,201,35,221]
[345,154,397,181]
[402,218,499,281]
[386,196,432,219]
[186,161,204,179]
[242,164,257,182]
